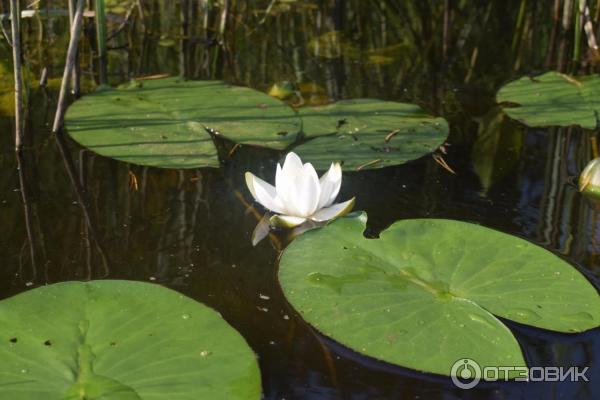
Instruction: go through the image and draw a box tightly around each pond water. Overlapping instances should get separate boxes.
[0,0,599,398]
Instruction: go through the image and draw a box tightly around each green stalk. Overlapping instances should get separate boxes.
[95,0,107,84]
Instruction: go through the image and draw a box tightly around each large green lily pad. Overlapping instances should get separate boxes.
[278,213,600,376]
[497,71,600,129]
[0,280,261,399]
[65,78,301,168]
[293,99,448,170]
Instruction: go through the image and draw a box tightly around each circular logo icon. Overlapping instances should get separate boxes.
[451,358,481,389]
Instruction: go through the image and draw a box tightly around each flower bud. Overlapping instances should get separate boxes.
[579,158,600,195]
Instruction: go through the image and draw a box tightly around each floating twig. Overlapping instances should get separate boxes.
[559,73,582,87]
[384,129,401,143]
[433,154,456,174]
[227,143,241,158]
[356,159,382,171]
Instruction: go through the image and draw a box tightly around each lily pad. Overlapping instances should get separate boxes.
[293,99,448,170]
[278,213,600,376]
[497,71,600,129]
[65,78,301,168]
[0,280,261,399]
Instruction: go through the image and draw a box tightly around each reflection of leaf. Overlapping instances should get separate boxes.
[497,71,600,129]
[269,81,330,105]
[262,0,318,16]
[472,107,524,194]
[158,35,176,47]
[105,0,133,14]
[366,55,395,65]
[0,61,30,117]
[308,32,405,65]
[0,280,261,399]
[366,42,407,65]
[297,82,330,105]
[307,31,360,59]
[279,213,600,377]
[65,78,301,169]
[292,99,448,170]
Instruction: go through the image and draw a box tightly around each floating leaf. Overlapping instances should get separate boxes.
[65,78,301,168]
[497,71,600,129]
[292,99,448,170]
[0,280,261,399]
[278,213,600,376]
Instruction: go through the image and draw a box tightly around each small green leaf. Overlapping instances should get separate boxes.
[65,78,301,168]
[292,99,448,170]
[497,71,600,129]
[0,280,261,399]
[278,213,600,376]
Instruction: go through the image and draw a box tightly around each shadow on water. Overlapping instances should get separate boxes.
[1,0,600,399]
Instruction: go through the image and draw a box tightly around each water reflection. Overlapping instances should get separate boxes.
[15,150,45,284]
[55,131,109,279]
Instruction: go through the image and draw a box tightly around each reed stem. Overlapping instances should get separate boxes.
[95,0,107,84]
[52,0,85,134]
[68,0,81,97]
[10,0,23,149]
[573,0,584,62]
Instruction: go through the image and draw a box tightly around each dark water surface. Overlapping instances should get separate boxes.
[0,1,599,399]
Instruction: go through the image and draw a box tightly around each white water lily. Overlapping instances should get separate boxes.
[245,152,355,228]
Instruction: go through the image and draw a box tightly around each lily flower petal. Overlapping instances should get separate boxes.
[245,172,286,214]
[270,214,307,228]
[317,162,342,209]
[292,162,321,217]
[282,152,304,173]
[310,197,355,222]
[275,163,292,215]
[276,154,304,216]
[276,153,321,217]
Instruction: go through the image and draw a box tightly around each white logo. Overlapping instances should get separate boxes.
[451,358,481,389]
[450,358,589,389]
